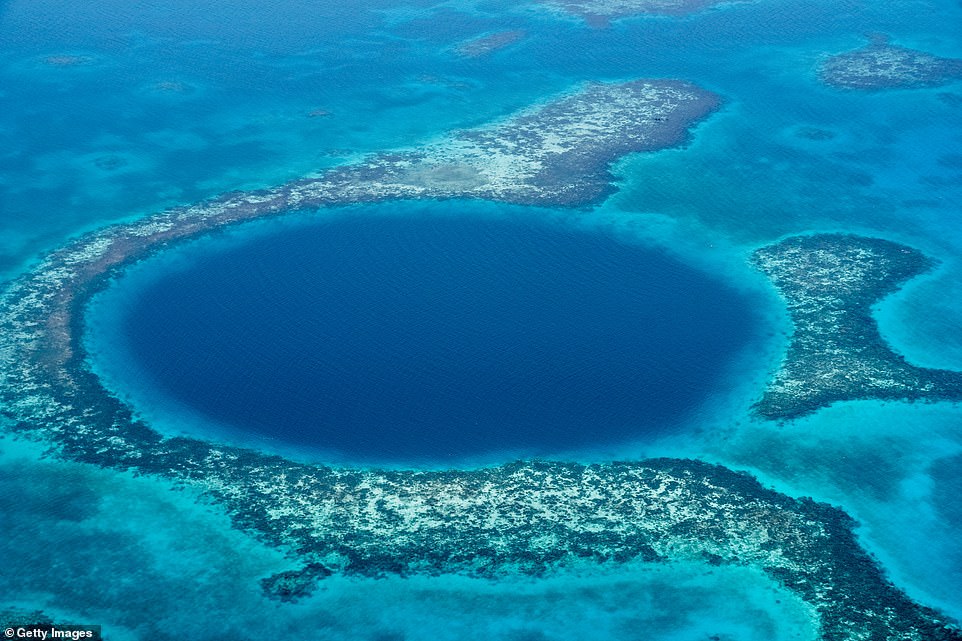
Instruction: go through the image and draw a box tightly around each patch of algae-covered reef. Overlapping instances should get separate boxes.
[1,79,960,640]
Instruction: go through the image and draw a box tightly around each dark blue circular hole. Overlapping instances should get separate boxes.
[109,203,761,463]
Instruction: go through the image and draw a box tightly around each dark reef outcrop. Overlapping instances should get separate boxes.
[752,234,962,420]
[0,81,959,639]
[260,563,333,603]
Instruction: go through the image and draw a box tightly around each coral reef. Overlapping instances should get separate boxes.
[752,234,962,420]
[821,39,962,90]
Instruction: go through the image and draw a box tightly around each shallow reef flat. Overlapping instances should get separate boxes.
[0,80,960,640]
[752,234,962,420]
[313,79,719,206]
[820,38,962,90]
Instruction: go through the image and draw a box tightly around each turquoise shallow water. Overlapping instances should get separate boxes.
[3,0,962,636]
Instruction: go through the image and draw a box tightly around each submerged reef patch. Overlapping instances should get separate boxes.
[538,0,748,26]
[41,54,94,67]
[820,38,962,90]
[453,30,526,58]
[260,563,333,603]
[0,80,959,640]
[752,234,962,420]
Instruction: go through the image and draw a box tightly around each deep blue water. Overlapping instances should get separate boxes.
[98,203,760,462]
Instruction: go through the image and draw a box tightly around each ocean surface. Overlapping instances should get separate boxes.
[2,0,962,637]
